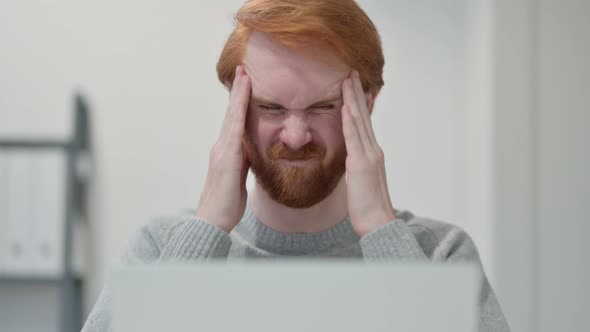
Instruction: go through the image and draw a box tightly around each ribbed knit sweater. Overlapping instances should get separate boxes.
[81,204,511,332]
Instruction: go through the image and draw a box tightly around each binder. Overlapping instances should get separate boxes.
[4,149,38,276]
[0,149,8,274]
[1,149,67,277]
[31,149,66,277]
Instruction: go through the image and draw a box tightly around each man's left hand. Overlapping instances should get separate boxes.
[341,70,397,237]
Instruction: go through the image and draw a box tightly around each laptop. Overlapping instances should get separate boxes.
[112,262,478,332]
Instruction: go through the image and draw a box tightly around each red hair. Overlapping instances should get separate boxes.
[216,0,384,93]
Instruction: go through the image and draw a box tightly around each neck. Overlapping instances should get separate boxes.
[250,177,348,233]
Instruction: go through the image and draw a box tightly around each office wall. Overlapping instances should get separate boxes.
[0,0,497,322]
[493,1,537,330]
[494,0,590,331]
[536,0,589,330]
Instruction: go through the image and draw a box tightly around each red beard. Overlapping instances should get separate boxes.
[244,135,347,208]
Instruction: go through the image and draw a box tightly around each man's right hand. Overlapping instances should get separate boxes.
[195,65,251,233]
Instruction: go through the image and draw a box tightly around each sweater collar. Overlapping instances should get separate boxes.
[233,201,361,255]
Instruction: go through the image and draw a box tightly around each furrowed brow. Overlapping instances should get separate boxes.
[251,96,284,108]
[308,95,341,107]
[251,94,342,109]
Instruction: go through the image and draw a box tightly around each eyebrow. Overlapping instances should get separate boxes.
[251,95,342,109]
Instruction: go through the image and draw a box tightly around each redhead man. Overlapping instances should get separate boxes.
[82,1,510,331]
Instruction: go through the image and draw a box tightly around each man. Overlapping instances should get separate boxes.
[82,1,510,331]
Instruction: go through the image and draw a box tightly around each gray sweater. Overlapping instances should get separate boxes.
[81,204,511,332]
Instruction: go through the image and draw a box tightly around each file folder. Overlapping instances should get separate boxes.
[0,149,8,273]
[31,149,66,276]
[1,149,67,277]
[4,149,38,275]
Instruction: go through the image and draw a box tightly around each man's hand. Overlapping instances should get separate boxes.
[195,65,251,233]
[341,70,396,237]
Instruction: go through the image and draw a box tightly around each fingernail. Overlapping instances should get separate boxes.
[236,65,241,76]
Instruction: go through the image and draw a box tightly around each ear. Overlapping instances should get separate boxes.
[365,88,380,115]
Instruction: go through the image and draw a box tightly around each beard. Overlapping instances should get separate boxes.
[243,135,347,209]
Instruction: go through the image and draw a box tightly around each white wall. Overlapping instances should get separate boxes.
[536,0,590,330]
[361,0,494,281]
[0,0,497,320]
[493,1,537,330]
[494,0,590,331]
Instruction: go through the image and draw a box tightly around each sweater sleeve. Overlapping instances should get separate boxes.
[359,219,511,332]
[359,219,429,260]
[81,214,231,332]
[157,214,232,262]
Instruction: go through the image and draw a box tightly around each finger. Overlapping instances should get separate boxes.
[228,68,250,141]
[221,66,250,150]
[342,76,372,153]
[351,71,378,146]
[341,89,363,155]
[228,65,244,115]
[220,66,244,138]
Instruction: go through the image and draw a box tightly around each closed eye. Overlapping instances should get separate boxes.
[312,104,335,110]
[309,104,336,114]
[259,105,284,112]
[257,104,336,114]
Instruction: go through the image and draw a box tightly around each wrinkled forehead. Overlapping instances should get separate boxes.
[242,32,349,108]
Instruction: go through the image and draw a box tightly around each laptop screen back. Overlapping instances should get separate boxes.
[113,262,478,332]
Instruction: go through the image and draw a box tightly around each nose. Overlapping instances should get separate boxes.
[279,114,312,150]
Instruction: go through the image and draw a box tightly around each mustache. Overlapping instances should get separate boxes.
[267,142,327,161]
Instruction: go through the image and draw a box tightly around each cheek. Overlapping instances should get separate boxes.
[310,117,345,156]
[245,106,257,134]
[315,108,344,136]
[313,112,344,137]
[245,108,264,141]
[245,114,276,153]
